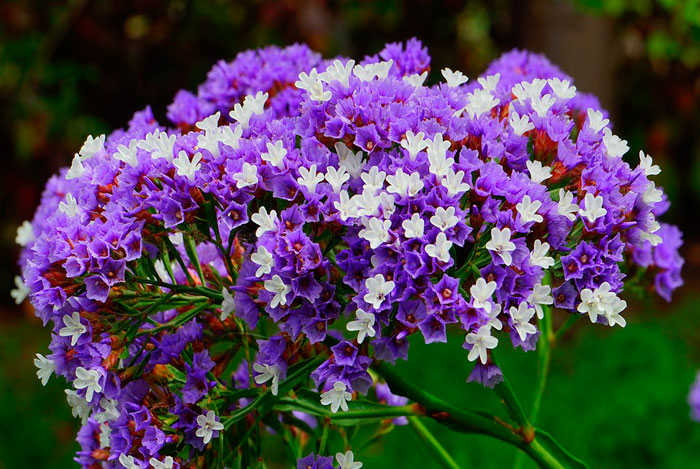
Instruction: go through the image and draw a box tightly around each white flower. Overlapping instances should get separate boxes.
[400,130,428,160]
[557,189,579,222]
[470,278,497,313]
[353,188,381,218]
[296,164,325,193]
[352,63,376,82]
[229,102,253,129]
[509,111,535,136]
[251,245,274,278]
[463,88,499,118]
[253,363,280,396]
[526,160,552,184]
[115,140,139,167]
[427,134,454,177]
[320,381,352,413]
[335,190,359,221]
[98,422,111,448]
[336,450,363,469]
[478,73,500,92]
[465,326,498,364]
[360,166,387,193]
[325,166,350,193]
[529,239,555,269]
[295,68,331,102]
[261,140,287,169]
[519,79,547,101]
[66,154,85,180]
[425,232,453,263]
[74,366,103,403]
[346,309,376,344]
[59,193,80,217]
[218,125,243,150]
[95,398,120,424]
[264,275,289,308]
[233,162,258,188]
[251,207,278,237]
[359,217,391,249]
[485,227,516,266]
[78,134,105,159]
[221,288,235,320]
[441,68,468,87]
[244,91,268,115]
[548,77,576,99]
[15,220,34,247]
[386,168,424,197]
[602,128,629,159]
[154,259,171,283]
[378,192,396,219]
[638,150,661,177]
[363,274,395,310]
[141,129,177,160]
[59,311,87,346]
[403,71,428,88]
[516,195,543,224]
[402,213,425,239]
[65,389,91,424]
[173,150,202,182]
[196,410,224,445]
[336,142,365,178]
[487,303,503,330]
[528,283,553,320]
[430,206,459,231]
[371,59,393,79]
[531,94,556,118]
[643,181,663,204]
[586,108,609,133]
[442,169,470,196]
[320,59,355,87]
[34,353,55,386]
[10,275,29,305]
[577,282,627,327]
[579,192,607,223]
[118,454,142,469]
[149,456,175,469]
[195,111,221,134]
[509,302,537,341]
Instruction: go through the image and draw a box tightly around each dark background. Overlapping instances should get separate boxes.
[2,1,700,467]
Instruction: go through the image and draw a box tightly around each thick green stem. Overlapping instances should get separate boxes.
[408,416,461,469]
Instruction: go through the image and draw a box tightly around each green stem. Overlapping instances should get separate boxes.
[408,416,461,469]
[491,352,533,436]
[554,314,581,342]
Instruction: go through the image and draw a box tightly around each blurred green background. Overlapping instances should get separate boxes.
[2,0,700,467]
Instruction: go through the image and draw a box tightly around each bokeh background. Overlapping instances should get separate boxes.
[2,1,700,467]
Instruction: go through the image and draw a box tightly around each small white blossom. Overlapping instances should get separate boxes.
[441,68,468,87]
[427,134,454,177]
[325,165,350,193]
[400,130,428,160]
[557,189,579,222]
[470,278,497,314]
[149,456,175,469]
[465,326,498,365]
[509,111,535,136]
[232,162,258,188]
[261,140,287,169]
[295,68,331,102]
[531,94,556,118]
[478,73,500,92]
[65,389,91,424]
[15,220,34,246]
[253,363,280,395]
[320,381,352,413]
[95,398,120,424]
[577,282,626,327]
[335,190,359,221]
[251,207,278,237]
[218,125,243,150]
[229,102,253,129]
[59,311,87,346]
[336,451,363,469]
[602,128,629,159]
[353,188,381,218]
[34,353,55,386]
[363,274,395,310]
[359,217,392,249]
[402,213,425,239]
[251,245,274,278]
[518,79,547,101]
[425,232,453,263]
[403,71,428,88]
[196,409,224,445]
[78,134,105,159]
[638,150,661,177]
[360,166,387,193]
[487,304,503,330]
[139,129,177,160]
[173,150,202,182]
[66,154,85,180]
[195,111,221,134]
[485,227,516,266]
[586,108,609,133]
[335,142,365,178]
[509,302,537,341]
[442,169,470,196]
[59,193,80,217]
[579,192,607,223]
[528,283,553,320]
[430,206,459,231]
[118,454,142,469]
[346,309,376,344]
[643,181,663,204]
[264,275,289,308]
[548,77,576,99]
[221,288,235,320]
[114,140,139,167]
[74,366,103,403]
[463,88,499,118]
[371,59,393,79]
[244,91,268,116]
[10,275,29,305]
[526,160,552,184]
[386,168,424,197]
[516,195,543,224]
[297,164,325,193]
[320,59,355,87]
[529,240,555,269]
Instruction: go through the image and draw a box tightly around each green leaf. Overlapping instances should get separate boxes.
[534,428,589,469]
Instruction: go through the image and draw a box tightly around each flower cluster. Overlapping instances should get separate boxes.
[16,39,682,468]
